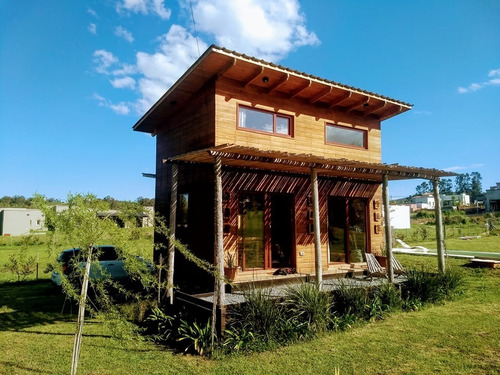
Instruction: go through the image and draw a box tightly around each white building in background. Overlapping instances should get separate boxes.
[410,194,435,210]
[389,205,411,229]
[485,183,500,212]
[441,193,470,208]
[0,208,45,236]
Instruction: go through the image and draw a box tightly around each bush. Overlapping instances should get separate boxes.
[374,283,402,312]
[282,282,332,337]
[332,282,368,319]
[177,319,212,355]
[402,268,464,305]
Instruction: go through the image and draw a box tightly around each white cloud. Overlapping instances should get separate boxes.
[115,26,134,42]
[444,163,484,172]
[116,0,171,19]
[88,8,98,17]
[93,93,131,115]
[110,76,136,89]
[88,23,97,35]
[93,50,119,74]
[190,0,319,61]
[457,68,500,94]
[133,25,208,111]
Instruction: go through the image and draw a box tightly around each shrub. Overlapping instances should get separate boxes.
[222,328,255,352]
[282,282,332,337]
[375,283,403,312]
[332,282,368,319]
[144,307,175,344]
[2,248,37,281]
[402,268,464,304]
[177,319,212,355]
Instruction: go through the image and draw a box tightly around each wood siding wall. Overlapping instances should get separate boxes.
[215,77,382,163]
[222,169,383,274]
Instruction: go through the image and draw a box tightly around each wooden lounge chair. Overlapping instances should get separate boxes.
[391,254,405,276]
[365,253,386,279]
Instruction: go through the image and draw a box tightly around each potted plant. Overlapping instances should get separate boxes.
[224,252,238,281]
[375,246,387,267]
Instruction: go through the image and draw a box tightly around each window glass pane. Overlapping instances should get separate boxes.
[239,107,273,133]
[276,116,290,135]
[348,199,366,263]
[326,125,365,147]
[238,194,265,269]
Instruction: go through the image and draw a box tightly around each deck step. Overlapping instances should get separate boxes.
[469,259,500,268]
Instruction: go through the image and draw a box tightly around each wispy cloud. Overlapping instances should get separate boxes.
[88,23,97,35]
[115,26,134,42]
[116,0,171,19]
[87,8,98,17]
[444,163,484,172]
[96,0,319,114]
[93,93,131,115]
[457,68,500,94]
[413,110,432,116]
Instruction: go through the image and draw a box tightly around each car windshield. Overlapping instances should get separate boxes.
[57,246,119,263]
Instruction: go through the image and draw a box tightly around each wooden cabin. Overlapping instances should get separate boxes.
[133,45,453,296]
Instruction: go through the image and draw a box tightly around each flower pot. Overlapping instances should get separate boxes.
[375,255,387,267]
[224,267,238,281]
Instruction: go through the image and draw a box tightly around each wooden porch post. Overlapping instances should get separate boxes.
[432,179,446,274]
[382,174,394,282]
[167,163,178,304]
[212,156,225,341]
[311,168,322,289]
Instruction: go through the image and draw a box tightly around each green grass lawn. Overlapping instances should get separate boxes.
[1,251,499,374]
[405,235,500,253]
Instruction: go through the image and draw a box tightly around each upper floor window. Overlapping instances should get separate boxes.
[238,106,292,136]
[325,123,367,149]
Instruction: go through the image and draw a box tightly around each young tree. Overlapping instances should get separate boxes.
[438,178,454,194]
[470,172,483,200]
[415,181,431,196]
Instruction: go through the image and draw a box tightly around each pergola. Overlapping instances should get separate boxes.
[164,144,455,306]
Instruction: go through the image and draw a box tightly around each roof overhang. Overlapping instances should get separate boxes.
[134,45,412,134]
[164,144,455,182]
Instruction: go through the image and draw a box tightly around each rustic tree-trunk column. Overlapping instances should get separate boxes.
[432,179,446,274]
[167,163,178,305]
[382,174,394,282]
[311,168,322,289]
[212,156,225,342]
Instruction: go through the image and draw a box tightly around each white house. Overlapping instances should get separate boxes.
[441,193,470,208]
[0,208,45,236]
[410,194,435,209]
[389,205,411,229]
[485,183,500,212]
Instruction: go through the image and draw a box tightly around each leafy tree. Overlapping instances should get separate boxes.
[470,172,483,200]
[415,181,431,196]
[455,173,471,194]
[438,179,454,194]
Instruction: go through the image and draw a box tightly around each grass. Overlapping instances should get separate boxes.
[1,247,499,374]
[408,235,500,253]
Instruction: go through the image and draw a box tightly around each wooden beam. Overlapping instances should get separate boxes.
[382,174,394,282]
[309,86,333,104]
[267,73,289,93]
[346,97,370,113]
[311,168,322,289]
[329,91,352,108]
[217,57,236,78]
[363,101,387,117]
[211,155,225,344]
[289,79,311,99]
[243,66,264,87]
[167,163,178,304]
[432,179,446,273]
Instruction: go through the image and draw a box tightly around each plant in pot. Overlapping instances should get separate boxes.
[375,245,387,267]
[224,251,238,281]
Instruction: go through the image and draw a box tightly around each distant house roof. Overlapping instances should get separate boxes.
[133,45,412,134]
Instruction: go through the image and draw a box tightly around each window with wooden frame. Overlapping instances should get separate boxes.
[325,123,367,149]
[238,105,293,136]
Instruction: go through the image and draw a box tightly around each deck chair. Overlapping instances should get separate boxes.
[395,239,428,252]
[391,254,405,276]
[364,253,386,280]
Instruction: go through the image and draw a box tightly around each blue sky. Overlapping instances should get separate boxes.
[1,0,499,201]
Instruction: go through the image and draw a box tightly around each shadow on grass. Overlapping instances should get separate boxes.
[0,361,53,375]
[0,279,73,331]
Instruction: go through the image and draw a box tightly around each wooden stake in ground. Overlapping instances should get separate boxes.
[71,245,92,375]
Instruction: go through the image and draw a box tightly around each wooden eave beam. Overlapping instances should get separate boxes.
[289,79,312,99]
[346,97,370,113]
[217,58,237,78]
[329,91,352,108]
[378,104,405,121]
[363,101,387,117]
[243,66,264,87]
[267,73,289,93]
[309,86,333,104]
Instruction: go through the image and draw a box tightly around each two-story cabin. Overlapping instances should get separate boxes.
[133,45,452,299]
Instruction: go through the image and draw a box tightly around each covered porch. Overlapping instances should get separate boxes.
[164,143,454,304]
